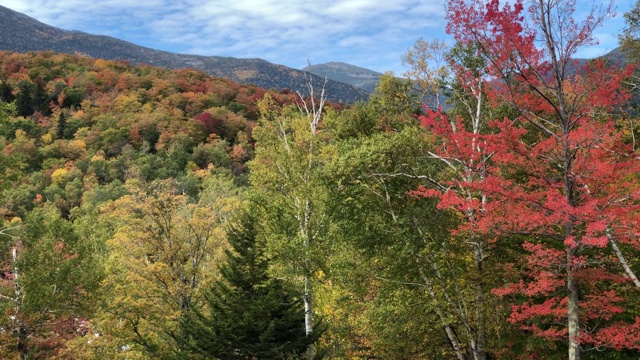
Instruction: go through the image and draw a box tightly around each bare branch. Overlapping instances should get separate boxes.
[296,60,328,134]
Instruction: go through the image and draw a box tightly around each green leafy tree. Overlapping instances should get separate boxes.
[0,205,103,359]
[621,0,640,60]
[250,93,329,360]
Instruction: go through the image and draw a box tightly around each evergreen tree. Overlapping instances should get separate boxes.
[180,209,313,360]
[15,80,35,117]
[56,111,67,140]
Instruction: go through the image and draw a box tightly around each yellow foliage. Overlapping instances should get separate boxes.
[71,139,86,149]
[140,102,154,113]
[93,58,108,70]
[194,163,215,178]
[90,153,104,162]
[14,129,28,140]
[95,178,241,356]
[51,168,68,185]
[41,132,53,145]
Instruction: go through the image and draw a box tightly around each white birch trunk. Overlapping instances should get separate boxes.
[607,230,640,288]
[567,252,581,360]
[304,273,314,360]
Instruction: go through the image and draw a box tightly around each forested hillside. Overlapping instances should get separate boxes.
[0,5,369,104]
[1,0,640,359]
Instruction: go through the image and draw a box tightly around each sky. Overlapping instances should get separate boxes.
[0,0,635,75]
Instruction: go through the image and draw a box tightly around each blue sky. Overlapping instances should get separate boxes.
[0,0,634,75]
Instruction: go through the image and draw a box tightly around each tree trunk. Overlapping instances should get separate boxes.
[415,263,466,360]
[472,244,487,360]
[472,284,487,360]
[607,231,640,288]
[567,249,581,360]
[17,326,28,360]
[304,273,314,360]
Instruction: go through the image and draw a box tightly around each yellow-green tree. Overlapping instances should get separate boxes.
[78,175,240,358]
[401,38,450,109]
[249,93,330,360]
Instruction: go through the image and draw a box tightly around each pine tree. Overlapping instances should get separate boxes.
[180,209,313,359]
[56,111,67,140]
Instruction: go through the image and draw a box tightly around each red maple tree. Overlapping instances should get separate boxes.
[414,0,640,358]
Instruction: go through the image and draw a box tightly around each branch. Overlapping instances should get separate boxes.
[0,225,22,239]
[371,172,449,192]
[606,229,640,288]
[296,60,328,134]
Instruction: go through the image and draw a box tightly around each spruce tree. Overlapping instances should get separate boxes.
[56,111,67,140]
[180,209,312,359]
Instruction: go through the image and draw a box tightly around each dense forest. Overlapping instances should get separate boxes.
[1,0,640,359]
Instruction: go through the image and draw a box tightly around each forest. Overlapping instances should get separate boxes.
[0,0,640,359]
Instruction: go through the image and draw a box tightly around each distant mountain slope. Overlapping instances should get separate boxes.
[306,47,633,94]
[303,62,384,92]
[0,5,368,103]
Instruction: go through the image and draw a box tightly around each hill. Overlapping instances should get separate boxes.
[0,5,368,104]
[303,62,384,92]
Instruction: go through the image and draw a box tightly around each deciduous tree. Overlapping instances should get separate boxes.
[94,176,239,357]
[250,92,329,360]
[0,205,103,359]
[441,0,640,358]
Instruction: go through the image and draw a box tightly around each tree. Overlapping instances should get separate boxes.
[367,72,422,130]
[620,0,640,60]
[55,111,67,140]
[402,38,450,109]
[95,176,239,358]
[0,205,103,359]
[327,126,472,359]
[180,208,311,359]
[250,91,329,360]
[440,0,640,358]
[14,80,36,118]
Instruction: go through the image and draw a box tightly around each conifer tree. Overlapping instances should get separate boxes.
[180,209,312,359]
[56,111,67,140]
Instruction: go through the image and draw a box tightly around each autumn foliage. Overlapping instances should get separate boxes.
[0,1,640,358]
[411,0,640,357]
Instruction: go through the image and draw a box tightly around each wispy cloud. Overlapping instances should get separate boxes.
[0,0,631,74]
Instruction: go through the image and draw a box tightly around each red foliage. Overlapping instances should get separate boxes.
[416,0,640,353]
[194,111,222,136]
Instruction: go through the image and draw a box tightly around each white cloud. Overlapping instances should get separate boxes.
[0,0,631,74]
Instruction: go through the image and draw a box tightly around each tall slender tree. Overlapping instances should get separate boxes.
[250,84,329,360]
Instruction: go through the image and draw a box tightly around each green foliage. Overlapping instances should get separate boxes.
[367,72,422,128]
[0,205,105,358]
[621,0,640,60]
[87,176,241,358]
[0,33,635,359]
[180,208,312,359]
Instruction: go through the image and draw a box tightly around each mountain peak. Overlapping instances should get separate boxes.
[303,62,384,92]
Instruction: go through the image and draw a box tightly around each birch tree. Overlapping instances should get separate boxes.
[0,206,103,360]
[250,90,328,360]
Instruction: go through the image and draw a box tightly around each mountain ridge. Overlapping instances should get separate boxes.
[303,62,384,92]
[0,5,369,103]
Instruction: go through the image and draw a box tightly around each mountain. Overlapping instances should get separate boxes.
[303,62,384,92]
[0,5,369,104]
[305,46,634,94]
